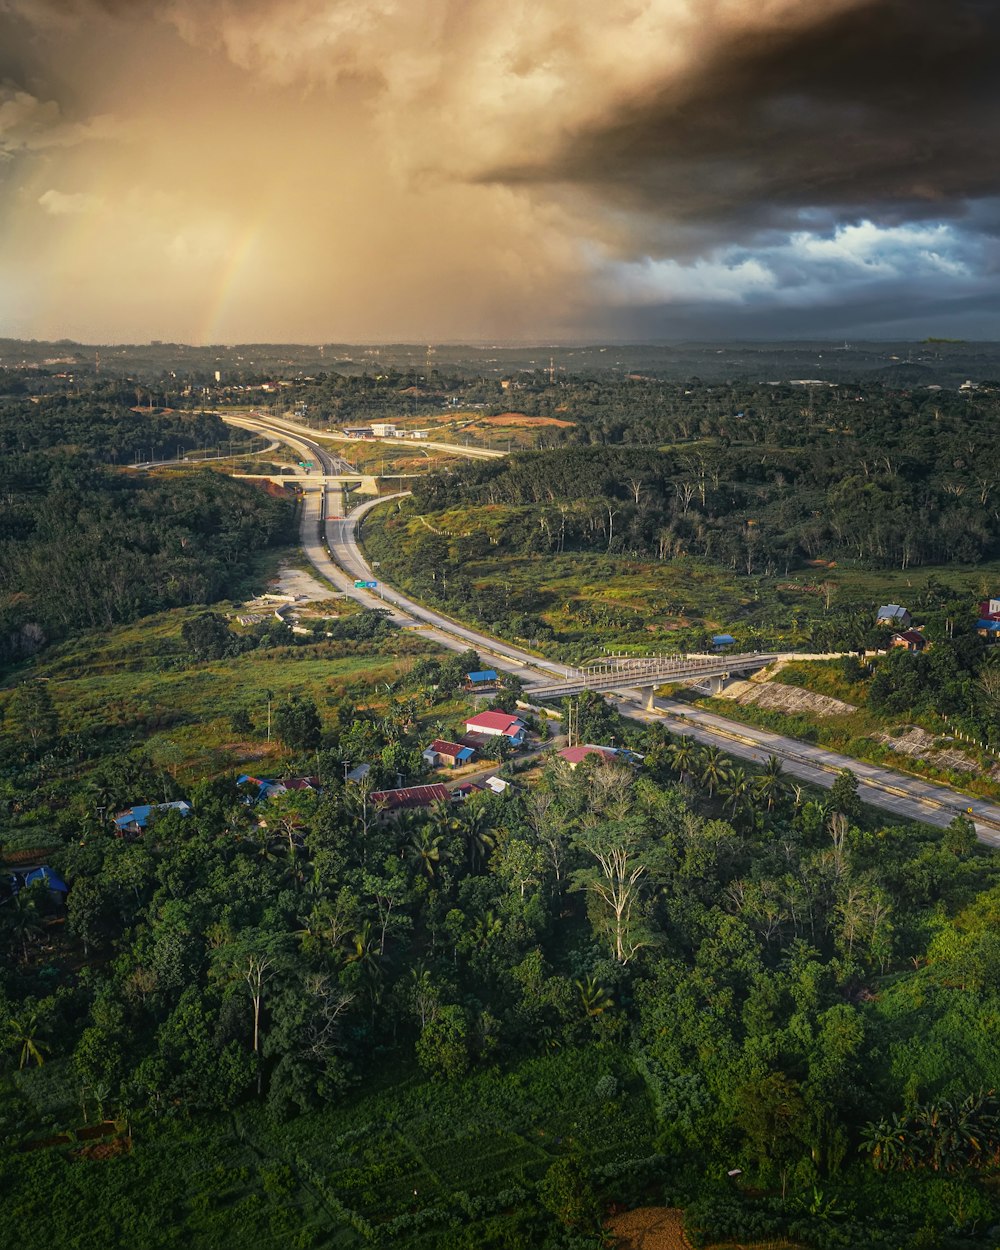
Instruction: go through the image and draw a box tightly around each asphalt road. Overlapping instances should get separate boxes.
[225,412,1000,847]
[614,692,1000,847]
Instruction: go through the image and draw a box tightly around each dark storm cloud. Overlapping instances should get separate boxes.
[0,0,997,342]
[491,0,1000,252]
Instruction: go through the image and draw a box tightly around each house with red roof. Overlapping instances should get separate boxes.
[463,710,527,745]
[557,745,619,769]
[370,783,452,813]
[422,739,476,768]
[891,630,926,653]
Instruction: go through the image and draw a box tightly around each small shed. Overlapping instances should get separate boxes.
[712,634,736,651]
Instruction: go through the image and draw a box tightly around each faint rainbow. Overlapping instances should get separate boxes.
[198,220,262,344]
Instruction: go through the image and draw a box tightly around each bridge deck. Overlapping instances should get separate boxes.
[530,652,777,697]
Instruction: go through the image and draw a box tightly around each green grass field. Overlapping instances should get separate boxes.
[0,601,441,785]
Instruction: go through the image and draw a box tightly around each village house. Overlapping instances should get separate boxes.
[557,745,619,769]
[236,775,321,801]
[877,604,911,628]
[113,800,191,836]
[464,710,527,746]
[891,630,927,653]
[422,739,476,768]
[369,783,452,813]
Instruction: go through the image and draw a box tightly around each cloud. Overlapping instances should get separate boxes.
[0,0,998,341]
[37,187,102,213]
[0,83,124,159]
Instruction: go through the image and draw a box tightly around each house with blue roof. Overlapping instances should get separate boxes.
[113,800,191,836]
[236,775,321,801]
[712,634,736,651]
[8,865,69,901]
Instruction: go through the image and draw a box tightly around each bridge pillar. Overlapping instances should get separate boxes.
[646,689,657,712]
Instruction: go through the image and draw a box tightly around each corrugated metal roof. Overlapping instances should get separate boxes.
[465,711,525,734]
[558,745,618,765]
[370,784,452,809]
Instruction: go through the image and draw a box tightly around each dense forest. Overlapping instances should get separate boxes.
[0,395,294,666]
[404,383,1000,572]
[3,678,1000,1247]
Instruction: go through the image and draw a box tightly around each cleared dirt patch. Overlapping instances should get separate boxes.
[607,1208,803,1250]
[270,562,337,602]
[607,1206,690,1249]
[482,413,576,427]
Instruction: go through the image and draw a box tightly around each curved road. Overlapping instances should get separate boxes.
[228,412,1000,847]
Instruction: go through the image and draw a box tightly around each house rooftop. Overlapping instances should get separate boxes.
[428,739,469,757]
[370,783,452,810]
[558,745,618,765]
[465,710,525,735]
[113,800,191,831]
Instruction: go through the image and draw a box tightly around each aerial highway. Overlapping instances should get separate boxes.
[225,411,1000,847]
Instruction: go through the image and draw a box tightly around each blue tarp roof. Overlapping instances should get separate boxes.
[113,800,191,830]
[23,866,68,892]
[467,670,498,682]
[977,619,1000,632]
[712,634,736,645]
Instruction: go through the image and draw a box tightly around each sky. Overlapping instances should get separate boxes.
[1,0,998,345]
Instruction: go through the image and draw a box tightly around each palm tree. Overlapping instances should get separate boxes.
[3,887,46,963]
[242,822,284,864]
[698,746,729,799]
[407,827,446,879]
[755,755,788,811]
[6,1011,47,1068]
[669,737,698,783]
[720,765,752,822]
[459,806,495,873]
[576,976,613,1021]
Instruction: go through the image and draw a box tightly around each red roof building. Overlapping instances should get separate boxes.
[891,630,927,652]
[557,745,619,768]
[422,739,475,767]
[464,711,526,742]
[370,783,452,811]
